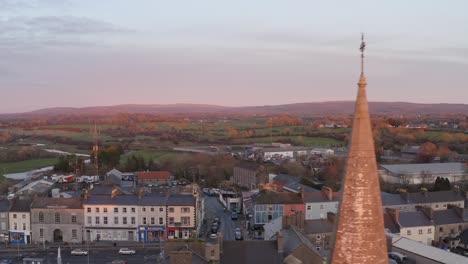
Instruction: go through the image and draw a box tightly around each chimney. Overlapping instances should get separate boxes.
[277,231,284,254]
[417,206,434,221]
[138,188,145,200]
[111,188,119,199]
[327,212,336,224]
[321,186,333,201]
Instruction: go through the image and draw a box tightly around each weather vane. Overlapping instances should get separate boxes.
[360,33,366,74]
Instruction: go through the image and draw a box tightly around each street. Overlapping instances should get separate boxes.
[0,247,162,264]
[203,195,242,241]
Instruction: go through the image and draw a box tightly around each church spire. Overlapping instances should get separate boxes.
[330,35,388,264]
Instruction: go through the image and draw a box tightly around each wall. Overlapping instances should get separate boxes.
[233,167,257,189]
[31,208,84,244]
[9,212,31,244]
[400,226,435,245]
[305,202,338,220]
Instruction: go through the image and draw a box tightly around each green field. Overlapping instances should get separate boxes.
[0,158,58,176]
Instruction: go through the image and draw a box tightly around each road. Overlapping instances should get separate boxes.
[0,247,162,264]
[203,195,241,241]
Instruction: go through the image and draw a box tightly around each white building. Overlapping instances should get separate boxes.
[379,163,467,185]
[303,187,339,220]
[83,191,139,242]
[166,195,196,240]
[9,199,32,244]
[138,195,167,242]
[263,148,294,161]
[385,210,435,245]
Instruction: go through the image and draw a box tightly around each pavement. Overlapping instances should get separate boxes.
[203,195,243,241]
[0,247,163,264]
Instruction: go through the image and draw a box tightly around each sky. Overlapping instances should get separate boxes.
[0,0,467,113]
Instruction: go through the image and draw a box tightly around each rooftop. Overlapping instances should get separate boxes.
[302,191,340,203]
[137,171,171,180]
[303,219,335,234]
[433,208,467,225]
[380,163,466,175]
[31,198,82,209]
[398,211,433,228]
[0,199,9,212]
[221,241,283,264]
[9,198,32,212]
[84,195,139,206]
[253,191,303,205]
[166,194,195,206]
[381,190,464,207]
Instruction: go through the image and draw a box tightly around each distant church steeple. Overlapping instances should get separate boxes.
[330,34,388,264]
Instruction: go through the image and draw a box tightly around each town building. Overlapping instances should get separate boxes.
[138,194,167,243]
[83,190,139,242]
[232,162,268,190]
[136,171,172,186]
[381,190,465,212]
[433,206,468,248]
[9,198,32,244]
[166,194,196,240]
[379,162,467,185]
[303,187,339,220]
[0,199,9,243]
[30,198,84,244]
[384,209,435,245]
[303,212,336,252]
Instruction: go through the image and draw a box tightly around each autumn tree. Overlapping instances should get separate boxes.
[417,142,438,163]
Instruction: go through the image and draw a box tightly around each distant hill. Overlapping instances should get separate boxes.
[1,102,467,117]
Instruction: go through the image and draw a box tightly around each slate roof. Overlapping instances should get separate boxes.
[380,163,466,175]
[9,199,32,212]
[398,211,433,228]
[31,198,82,209]
[83,195,139,206]
[381,190,464,207]
[302,191,340,203]
[221,241,283,264]
[0,199,9,212]
[253,191,303,205]
[273,174,319,193]
[166,194,195,206]
[137,171,171,180]
[282,227,324,259]
[139,195,168,206]
[303,219,334,234]
[89,186,120,196]
[433,208,466,225]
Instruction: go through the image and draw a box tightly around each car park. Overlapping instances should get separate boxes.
[118,248,136,255]
[71,249,88,256]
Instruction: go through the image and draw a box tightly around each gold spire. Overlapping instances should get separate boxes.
[330,35,388,264]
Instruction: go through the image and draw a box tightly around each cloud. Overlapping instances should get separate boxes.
[0,16,131,51]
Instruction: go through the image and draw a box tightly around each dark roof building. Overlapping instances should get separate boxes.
[252,191,303,205]
[9,198,32,212]
[221,241,283,264]
[381,190,465,211]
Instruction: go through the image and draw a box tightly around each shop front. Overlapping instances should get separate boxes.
[138,226,166,242]
[166,227,192,240]
[10,231,29,244]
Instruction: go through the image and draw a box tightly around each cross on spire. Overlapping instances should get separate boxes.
[360,33,366,75]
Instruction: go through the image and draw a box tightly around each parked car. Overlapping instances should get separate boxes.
[231,212,238,220]
[214,217,220,224]
[119,248,136,255]
[0,260,13,264]
[235,231,243,240]
[388,252,409,264]
[210,233,218,239]
[71,249,88,256]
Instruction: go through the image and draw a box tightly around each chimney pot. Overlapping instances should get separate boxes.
[277,231,284,254]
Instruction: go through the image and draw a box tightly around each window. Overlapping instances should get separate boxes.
[114,217,119,225]
[159,217,163,225]
[87,208,91,213]
[95,217,100,225]
[151,217,155,225]
[22,223,26,230]
[96,208,100,213]
[71,215,77,224]
[143,217,147,225]
[428,228,432,234]
[114,208,118,213]
[55,213,61,224]
[443,204,447,207]
[451,229,455,234]
[418,229,423,235]
[22,214,26,219]
[131,217,135,225]
[459,225,462,231]
[320,205,324,209]
[123,208,127,213]
[40,229,44,238]
[131,208,136,213]
[435,205,439,208]
[169,208,174,213]
[142,207,146,212]
[439,227,443,232]
[104,217,108,225]
[268,214,273,221]
[169,217,175,225]
[13,214,17,219]
[307,205,311,210]
[159,208,163,212]
[72,229,77,238]
[104,208,108,213]
[14,223,17,230]
[150,207,155,212]
[123,217,127,225]
[182,207,190,213]
[87,216,91,225]
[407,230,411,235]
[181,217,190,226]
[38,212,44,223]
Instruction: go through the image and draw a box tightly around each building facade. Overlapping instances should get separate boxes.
[382,190,465,212]
[303,187,339,220]
[30,198,84,244]
[9,199,32,244]
[0,199,9,243]
[137,171,172,186]
[83,193,139,242]
[232,163,268,190]
[166,195,196,240]
[138,195,167,242]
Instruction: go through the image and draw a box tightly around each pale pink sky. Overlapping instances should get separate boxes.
[1,0,467,113]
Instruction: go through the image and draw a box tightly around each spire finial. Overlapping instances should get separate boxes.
[360,33,366,75]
